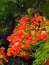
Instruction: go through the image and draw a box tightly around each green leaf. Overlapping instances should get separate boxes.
[0,62,4,65]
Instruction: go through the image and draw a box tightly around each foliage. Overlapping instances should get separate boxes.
[39,0,49,19]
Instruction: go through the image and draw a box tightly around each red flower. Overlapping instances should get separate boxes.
[0,60,2,63]
[7,42,21,56]
[46,59,49,65]
[19,15,28,25]
[21,51,30,60]
[31,23,35,27]
[40,60,45,64]
[16,32,23,41]
[46,20,49,24]
[22,44,29,50]
[37,16,44,23]
[31,14,44,27]
[13,29,18,34]
[23,37,35,45]
[25,33,31,38]
[18,24,26,31]
[7,36,14,42]
[0,47,8,62]
[34,34,40,41]
[25,53,30,60]
[23,38,31,44]
[39,31,48,41]
[6,14,49,61]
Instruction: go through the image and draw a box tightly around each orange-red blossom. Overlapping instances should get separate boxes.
[6,14,49,60]
[0,47,8,62]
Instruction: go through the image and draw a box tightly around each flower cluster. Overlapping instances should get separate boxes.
[0,47,8,63]
[0,13,49,65]
[7,14,49,60]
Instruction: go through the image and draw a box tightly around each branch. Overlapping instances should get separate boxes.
[34,0,40,10]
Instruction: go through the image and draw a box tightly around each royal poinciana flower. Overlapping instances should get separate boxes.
[40,58,49,65]
[19,15,28,25]
[0,13,49,64]
[20,50,30,60]
[46,20,49,24]
[39,31,48,41]
[0,47,8,62]
[40,60,45,64]
[31,14,44,27]
[7,42,21,56]
[46,59,49,65]
[6,14,49,60]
